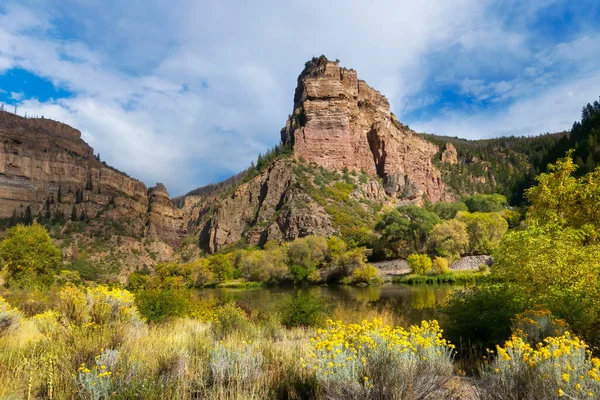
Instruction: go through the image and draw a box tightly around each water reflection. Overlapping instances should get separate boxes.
[195,284,460,325]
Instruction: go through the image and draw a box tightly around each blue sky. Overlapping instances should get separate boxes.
[1,0,599,195]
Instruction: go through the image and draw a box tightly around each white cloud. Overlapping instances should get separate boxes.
[414,70,600,139]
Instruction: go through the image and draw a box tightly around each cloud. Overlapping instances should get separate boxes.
[0,0,598,194]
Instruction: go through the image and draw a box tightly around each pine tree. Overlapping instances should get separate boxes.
[71,205,78,222]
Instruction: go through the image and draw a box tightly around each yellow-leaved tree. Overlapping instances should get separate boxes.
[492,154,600,347]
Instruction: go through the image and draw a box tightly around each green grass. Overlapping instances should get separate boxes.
[392,270,496,285]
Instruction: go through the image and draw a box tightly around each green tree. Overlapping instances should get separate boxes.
[457,212,508,254]
[427,219,469,259]
[431,201,468,220]
[375,205,441,256]
[208,254,234,281]
[0,223,63,288]
[462,194,507,213]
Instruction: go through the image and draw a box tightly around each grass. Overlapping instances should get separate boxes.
[392,270,495,285]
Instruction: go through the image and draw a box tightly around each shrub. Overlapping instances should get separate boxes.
[0,223,63,288]
[305,319,455,399]
[407,254,432,274]
[345,264,382,285]
[279,290,324,328]
[190,258,217,287]
[432,257,450,274]
[0,296,23,333]
[87,286,141,326]
[211,303,253,339]
[480,315,600,399]
[441,284,530,349]
[209,341,264,386]
[135,289,192,323]
[478,264,489,272]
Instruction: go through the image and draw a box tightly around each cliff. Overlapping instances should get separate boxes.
[281,57,452,202]
[0,111,185,269]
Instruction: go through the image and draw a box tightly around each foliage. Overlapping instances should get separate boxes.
[211,303,253,338]
[305,319,455,399]
[407,254,432,274]
[457,211,508,254]
[135,288,192,322]
[432,257,450,274]
[0,223,63,288]
[0,296,23,333]
[480,311,600,400]
[462,193,507,213]
[279,290,325,328]
[431,201,468,220]
[208,254,234,281]
[427,219,469,259]
[375,206,441,257]
[492,155,600,347]
[526,154,600,238]
[441,284,531,350]
[344,264,382,286]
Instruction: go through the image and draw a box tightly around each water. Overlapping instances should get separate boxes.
[195,283,464,325]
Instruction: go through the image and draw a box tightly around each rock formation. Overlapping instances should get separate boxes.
[0,111,185,265]
[441,143,459,165]
[281,57,451,202]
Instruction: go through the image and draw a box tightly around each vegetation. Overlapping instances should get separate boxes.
[0,223,62,288]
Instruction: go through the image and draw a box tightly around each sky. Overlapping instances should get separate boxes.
[0,1,599,195]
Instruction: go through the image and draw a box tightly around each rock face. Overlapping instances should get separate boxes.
[281,58,451,202]
[147,183,187,247]
[195,159,335,253]
[441,143,459,165]
[0,111,185,262]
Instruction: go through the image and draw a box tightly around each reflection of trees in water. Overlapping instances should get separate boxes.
[196,285,457,325]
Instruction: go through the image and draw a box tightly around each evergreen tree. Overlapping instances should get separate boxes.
[71,205,78,222]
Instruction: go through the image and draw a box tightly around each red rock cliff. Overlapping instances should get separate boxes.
[281,58,450,202]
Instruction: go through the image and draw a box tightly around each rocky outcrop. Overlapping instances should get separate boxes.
[441,143,459,165]
[196,159,334,252]
[147,183,187,247]
[281,57,452,203]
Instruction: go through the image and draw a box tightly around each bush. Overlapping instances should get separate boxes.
[211,303,253,339]
[0,296,23,333]
[478,264,489,272]
[135,289,192,323]
[407,254,432,274]
[306,319,455,399]
[432,257,450,274]
[0,223,63,288]
[345,264,382,285]
[480,313,600,400]
[441,284,530,349]
[279,290,324,328]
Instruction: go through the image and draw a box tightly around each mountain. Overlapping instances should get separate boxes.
[0,110,186,274]
[0,56,592,276]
